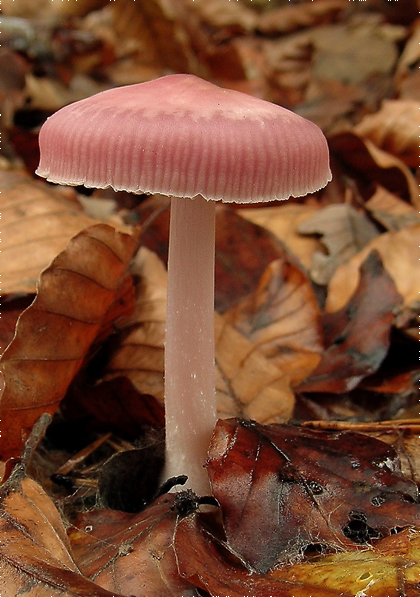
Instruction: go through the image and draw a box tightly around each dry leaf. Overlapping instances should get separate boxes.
[395,24,420,99]
[215,313,294,423]
[70,494,197,596]
[270,529,420,597]
[354,100,420,168]
[1,171,99,296]
[329,132,420,208]
[298,203,379,285]
[225,258,323,386]
[105,246,295,422]
[310,21,403,86]
[262,33,313,108]
[239,203,321,270]
[326,224,420,313]
[176,513,345,597]
[0,224,137,459]
[104,246,167,400]
[299,252,402,394]
[0,475,123,597]
[365,186,420,232]
[257,0,345,35]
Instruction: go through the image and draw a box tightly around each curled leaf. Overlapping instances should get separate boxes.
[0,224,137,459]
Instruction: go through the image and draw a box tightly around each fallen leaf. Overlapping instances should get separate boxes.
[354,100,420,168]
[365,186,420,232]
[176,513,420,597]
[310,21,403,86]
[215,312,294,423]
[329,132,420,208]
[326,224,420,312]
[298,203,379,285]
[0,474,124,597]
[0,171,99,296]
[270,528,420,597]
[394,24,420,99]
[138,198,295,313]
[0,224,137,459]
[175,513,344,597]
[238,202,321,270]
[298,251,402,394]
[262,33,314,108]
[69,493,197,596]
[105,246,295,422]
[225,257,323,386]
[239,203,322,270]
[103,246,167,400]
[206,418,420,573]
[257,0,345,35]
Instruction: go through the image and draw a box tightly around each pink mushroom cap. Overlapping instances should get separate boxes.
[36,74,331,202]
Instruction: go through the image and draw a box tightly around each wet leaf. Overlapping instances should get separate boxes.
[206,418,420,573]
[298,251,402,394]
[298,203,379,285]
[225,257,323,386]
[176,513,420,597]
[0,224,137,459]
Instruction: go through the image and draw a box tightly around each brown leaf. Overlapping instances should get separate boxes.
[69,494,197,596]
[298,251,402,394]
[0,475,124,597]
[63,377,164,440]
[0,224,137,459]
[206,418,420,573]
[225,258,323,386]
[329,132,420,208]
[262,33,314,108]
[365,186,420,232]
[394,24,420,99]
[0,171,99,296]
[354,100,420,168]
[239,203,322,270]
[138,199,292,313]
[215,313,295,423]
[257,0,345,35]
[104,246,167,401]
[298,203,379,285]
[310,21,403,86]
[175,513,346,597]
[105,246,295,422]
[326,224,420,312]
[176,512,420,597]
[215,207,295,312]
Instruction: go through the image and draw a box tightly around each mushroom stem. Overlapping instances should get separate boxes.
[164,195,216,495]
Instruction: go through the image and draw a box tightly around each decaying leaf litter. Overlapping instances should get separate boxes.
[0,0,419,595]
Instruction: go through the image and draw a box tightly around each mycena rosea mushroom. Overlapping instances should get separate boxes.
[36,74,331,495]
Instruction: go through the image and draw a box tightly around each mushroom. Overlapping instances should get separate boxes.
[36,74,331,495]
